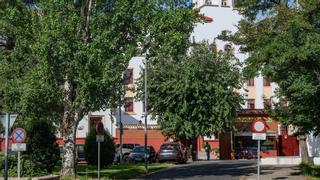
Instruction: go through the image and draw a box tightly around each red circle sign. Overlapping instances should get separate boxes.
[11,128,27,143]
[252,120,266,133]
[96,122,104,135]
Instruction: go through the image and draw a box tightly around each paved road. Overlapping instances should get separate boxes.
[142,160,306,180]
[142,160,256,180]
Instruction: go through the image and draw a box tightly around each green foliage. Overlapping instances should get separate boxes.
[300,163,320,177]
[0,153,49,177]
[25,119,60,174]
[227,0,320,135]
[84,128,115,167]
[0,118,60,177]
[138,43,243,140]
[0,0,198,175]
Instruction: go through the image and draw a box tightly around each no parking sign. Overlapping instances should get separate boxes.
[11,128,27,144]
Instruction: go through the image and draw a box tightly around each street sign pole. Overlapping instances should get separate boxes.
[4,113,10,180]
[252,119,267,180]
[257,140,260,180]
[144,57,148,173]
[18,151,21,179]
[98,141,100,180]
[96,122,104,180]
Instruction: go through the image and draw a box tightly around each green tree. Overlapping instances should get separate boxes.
[225,0,318,163]
[138,43,243,144]
[0,0,198,176]
[84,128,115,167]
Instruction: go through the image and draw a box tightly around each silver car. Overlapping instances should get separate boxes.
[157,143,187,163]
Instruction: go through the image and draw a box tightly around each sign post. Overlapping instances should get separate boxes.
[96,122,104,180]
[11,128,27,179]
[252,120,267,180]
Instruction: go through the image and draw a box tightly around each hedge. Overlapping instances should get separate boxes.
[300,163,320,177]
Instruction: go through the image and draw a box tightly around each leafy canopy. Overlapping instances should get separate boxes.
[228,0,320,135]
[139,43,243,140]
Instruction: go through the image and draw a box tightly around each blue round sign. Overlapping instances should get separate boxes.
[11,128,27,143]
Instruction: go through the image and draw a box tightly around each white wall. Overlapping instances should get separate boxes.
[307,133,320,157]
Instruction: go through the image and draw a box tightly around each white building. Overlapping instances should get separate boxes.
[73,0,319,162]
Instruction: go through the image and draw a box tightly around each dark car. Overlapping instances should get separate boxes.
[157,143,187,163]
[128,146,156,163]
[114,143,140,163]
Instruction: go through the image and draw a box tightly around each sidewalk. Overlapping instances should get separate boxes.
[242,165,306,180]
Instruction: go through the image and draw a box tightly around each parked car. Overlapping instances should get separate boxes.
[128,146,156,163]
[113,143,140,163]
[157,143,187,163]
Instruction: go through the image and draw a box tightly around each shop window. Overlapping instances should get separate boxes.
[125,69,133,84]
[263,77,271,86]
[261,138,275,151]
[247,99,255,109]
[247,78,254,86]
[125,97,134,113]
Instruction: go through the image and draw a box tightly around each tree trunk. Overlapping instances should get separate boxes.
[298,134,311,163]
[80,0,93,42]
[60,78,82,177]
[60,114,77,177]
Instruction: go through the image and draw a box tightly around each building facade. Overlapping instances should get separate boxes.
[61,0,300,158]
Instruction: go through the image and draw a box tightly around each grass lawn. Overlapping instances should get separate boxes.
[55,163,173,179]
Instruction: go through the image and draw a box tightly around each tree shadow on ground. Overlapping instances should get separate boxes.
[142,160,256,180]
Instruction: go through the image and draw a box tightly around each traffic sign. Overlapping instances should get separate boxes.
[11,128,27,143]
[252,120,266,133]
[11,143,26,152]
[96,135,104,142]
[252,133,266,140]
[96,122,104,135]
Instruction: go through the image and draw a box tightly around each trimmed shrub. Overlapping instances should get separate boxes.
[300,163,320,177]
[84,127,115,167]
[25,119,60,174]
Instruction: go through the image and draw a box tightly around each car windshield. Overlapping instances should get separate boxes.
[132,146,150,153]
[160,144,179,150]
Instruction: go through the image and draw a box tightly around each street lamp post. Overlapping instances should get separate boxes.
[144,58,148,173]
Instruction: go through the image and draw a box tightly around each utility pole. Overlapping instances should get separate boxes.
[144,58,148,173]
[119,98,123,164]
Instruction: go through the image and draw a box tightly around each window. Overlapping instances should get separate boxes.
[247,99,255,109]
[221,0,228,6]
[89,116,102,131]
[125,69,133,84]
[263,77,271,86]
[205,0,212,5]
[224,44,233,53]
[247,78,254,86]
[264,99,272,109]
[125,97,134,113]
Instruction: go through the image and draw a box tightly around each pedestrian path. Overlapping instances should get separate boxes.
[242,165,306,180]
